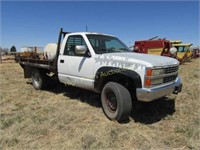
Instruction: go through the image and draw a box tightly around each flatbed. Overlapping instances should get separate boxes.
[18,58,54,70]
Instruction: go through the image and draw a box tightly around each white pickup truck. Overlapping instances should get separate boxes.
[16,28,182,122]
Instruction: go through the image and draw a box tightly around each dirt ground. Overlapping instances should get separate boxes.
[0,58,199,149]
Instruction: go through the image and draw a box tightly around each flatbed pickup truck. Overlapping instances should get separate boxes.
[16,28,182,121]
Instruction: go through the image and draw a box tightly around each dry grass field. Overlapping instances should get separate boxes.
[0,58,199,149]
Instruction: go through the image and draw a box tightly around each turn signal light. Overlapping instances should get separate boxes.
[145,79,151,87]
[146,69,152,76]
[145,69,152,87]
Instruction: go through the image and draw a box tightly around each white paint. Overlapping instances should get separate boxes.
[57,32,180,90]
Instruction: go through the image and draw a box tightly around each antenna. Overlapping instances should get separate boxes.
[148,36,158,41]
[86,26,88,32]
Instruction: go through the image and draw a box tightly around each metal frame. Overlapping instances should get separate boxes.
[16,28,70,73]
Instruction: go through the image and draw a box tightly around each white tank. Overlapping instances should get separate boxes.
[44,43,57,61]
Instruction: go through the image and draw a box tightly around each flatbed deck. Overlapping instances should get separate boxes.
[18,58,54,69]
[15,56,58,78]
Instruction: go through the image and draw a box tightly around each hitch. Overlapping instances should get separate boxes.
[173,84,182,94]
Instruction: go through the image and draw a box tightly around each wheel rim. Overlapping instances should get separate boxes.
[33,74,40,87]
[106,91,117,113]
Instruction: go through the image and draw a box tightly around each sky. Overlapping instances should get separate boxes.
[1,0,199,51]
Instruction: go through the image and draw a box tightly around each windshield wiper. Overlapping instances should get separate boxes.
[119,48,130,52]
[98,48,115,53]
[97,48,129,54]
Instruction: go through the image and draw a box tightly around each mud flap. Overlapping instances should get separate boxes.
[23,66,32,78]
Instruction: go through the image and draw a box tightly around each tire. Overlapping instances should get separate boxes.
[32,69,46,90]
[101,82,132,122]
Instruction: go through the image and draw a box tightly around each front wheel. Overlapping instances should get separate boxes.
[101,82,132,122]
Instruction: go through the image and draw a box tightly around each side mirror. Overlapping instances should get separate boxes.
[75,45,87,55]
[133,46,139,52]
[169,47,177,54]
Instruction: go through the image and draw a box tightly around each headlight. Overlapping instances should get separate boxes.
[151,78,163,85]
[145,68,165,87]
[152,69,165,76]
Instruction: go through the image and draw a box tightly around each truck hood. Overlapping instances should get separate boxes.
[95,52,179,67]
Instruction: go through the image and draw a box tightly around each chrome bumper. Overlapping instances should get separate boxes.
[136,77,182,102]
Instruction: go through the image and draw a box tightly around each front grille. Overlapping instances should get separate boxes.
[163,65,179,83]
[146,65,179,87]
[163,75,177,83]
[164,65,179,74]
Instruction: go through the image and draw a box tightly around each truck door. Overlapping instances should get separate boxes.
[58,35,95,90]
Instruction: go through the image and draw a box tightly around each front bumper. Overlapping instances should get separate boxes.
[136,77,182,102]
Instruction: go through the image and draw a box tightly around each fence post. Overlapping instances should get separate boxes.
[0,52,2,64]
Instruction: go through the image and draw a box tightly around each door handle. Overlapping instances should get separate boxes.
[60,59,64,63]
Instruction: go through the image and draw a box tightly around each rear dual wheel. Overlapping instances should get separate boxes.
[101,82,132,122]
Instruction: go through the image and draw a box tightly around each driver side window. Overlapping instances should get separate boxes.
[64,35,88,56]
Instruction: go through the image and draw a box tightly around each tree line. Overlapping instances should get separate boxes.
[0,46,17,54]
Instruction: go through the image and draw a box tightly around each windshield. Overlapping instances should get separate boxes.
[176,46,189,52]
[86,34,130,54]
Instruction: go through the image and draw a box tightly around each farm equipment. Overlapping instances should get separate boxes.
[192,47,199,58]
[170,41,193,63]
[133,37,175,57]
[15,47,44,62]
[133,37,194,64]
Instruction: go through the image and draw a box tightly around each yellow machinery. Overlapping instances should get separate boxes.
[15,47,42,62]
[148,48,164,55]
[170,41,193,63]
